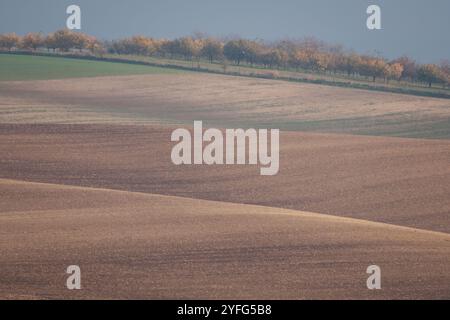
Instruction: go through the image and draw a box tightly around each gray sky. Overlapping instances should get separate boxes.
[0,0,449,63]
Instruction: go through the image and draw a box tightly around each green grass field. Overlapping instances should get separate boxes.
[0,54,180,81]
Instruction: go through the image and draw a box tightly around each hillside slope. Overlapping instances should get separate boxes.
[1,179,449,299]
[1,124,449,233]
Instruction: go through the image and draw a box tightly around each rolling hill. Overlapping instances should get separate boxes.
[1,178,449,299]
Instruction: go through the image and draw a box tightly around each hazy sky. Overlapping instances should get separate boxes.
[0,0,449,63]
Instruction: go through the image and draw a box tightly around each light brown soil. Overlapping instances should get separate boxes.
[1,179,449,300]
[1,123,449,233]
[1,74,449,137]
[1,74,449,300]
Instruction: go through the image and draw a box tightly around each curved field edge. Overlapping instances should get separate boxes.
[1,178,449,238]
[1,123,449,234]
[0,178,449,300]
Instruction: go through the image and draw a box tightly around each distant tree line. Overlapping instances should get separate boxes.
[1,31,449,88]
[0,31,103,55]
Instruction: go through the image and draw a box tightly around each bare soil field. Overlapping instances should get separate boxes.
[1,123,449,233]
[1,179,449,300]
[1,74,450,138]
[1,73,449,299]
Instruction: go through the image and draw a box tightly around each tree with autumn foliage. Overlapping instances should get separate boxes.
[392,56,417,81]
[201,38,223,63]
[384,63,404,83]
[439,60,450,87]
[0,33,20,51]
[20,33,44,51]
[223,40,246,65]
[50,29,78,51]
[289,49,310,71]
[110,36,156,55]
[341,53,362,77]
[359,56,386,82]
[417,64,447,87]
[309,52,331,72]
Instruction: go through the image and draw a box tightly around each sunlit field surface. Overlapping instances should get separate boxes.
[0,55,449,299]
